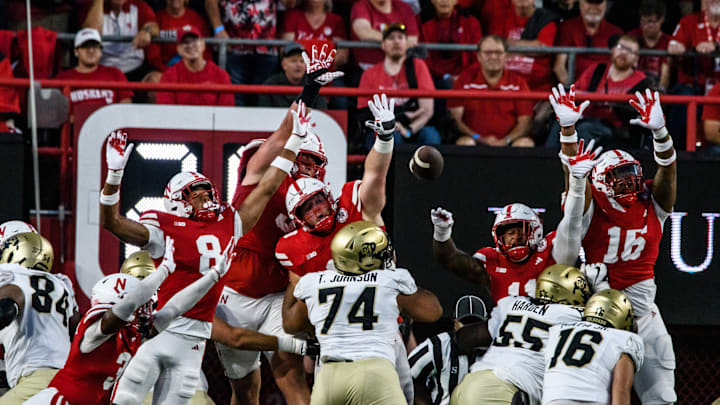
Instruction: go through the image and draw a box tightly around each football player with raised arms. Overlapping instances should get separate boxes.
[450,265,591,405]
[282,221,443,405]
[98,93,312,405]
[24,235,234,405]
[0,233,78,404]
[543,289,644,405]
[216,44,342,405]
[430,137,601,303]
[550,84,677,404]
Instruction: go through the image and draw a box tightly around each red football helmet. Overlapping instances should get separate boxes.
[164,171,221,221]
[591,150,643,206]
[286,177,336,233]
[292,131,328,181]
[492,203,544,263]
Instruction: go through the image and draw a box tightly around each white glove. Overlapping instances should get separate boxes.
[302,44,344,85]
[564,139,603,179]
[157,236,176,274]
[580,262,610,292]
[430,207,454,242]
[210,237,237,280]
[365,93,396,141]
[290,100,312,138]
[629,89,666,133]
[105,130,134,185]
[548,84,590,127]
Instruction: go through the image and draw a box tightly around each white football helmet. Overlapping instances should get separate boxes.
[286,177,336,232]
[91,273,140,306]
[591,150,643,206]
[0,220,37,244]
[164,171,220,221]
[292,131,328,181]
[492,203,544,263]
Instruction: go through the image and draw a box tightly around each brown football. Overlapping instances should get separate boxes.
[409,145,444,180]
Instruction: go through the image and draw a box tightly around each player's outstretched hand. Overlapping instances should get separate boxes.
[158,236,176,274]
[290,100,312,138]
[211,237,238,279]
[629,89,666,131]
[302,43,344,86]
[548,84,590,128]
[566,139,602,179]
[580,262,610,292]
[431,207,454,242]
[106,130,134,172]
[365,93,396,141]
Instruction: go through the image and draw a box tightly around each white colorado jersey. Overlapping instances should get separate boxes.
[0,263,77,386]
[542,321,644,404]
[294,268,417,364]
[471,296,583,404]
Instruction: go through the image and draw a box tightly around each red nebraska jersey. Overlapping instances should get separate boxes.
[224,178,293,298]
[671,12,720,88]
[282,9,347,41]
[473,232,557,303]
[48,304,142,405]
[275,181,364,276]
[55,65,133,108]
[139,204,241,322]
[582,182,667,290]
[555,17,622,82]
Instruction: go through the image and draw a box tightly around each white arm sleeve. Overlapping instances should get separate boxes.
[153,270,220,332]
[552,175,586,265]
[79,318,113,354]
[111,263,172,322]
[142,224,166,259]
[394,268,418,296]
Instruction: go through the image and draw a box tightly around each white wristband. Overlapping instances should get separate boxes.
[653,137,673,153]
[106,169,124,185]
[652,126,669,140]
[100,191,120,206]
[373,138,394,154]
[654,149,677,166]
[271,157,294,174]
[433,226,452,243]
[277,336,306,355]
[285,134,303,155]
[560,131,578,144]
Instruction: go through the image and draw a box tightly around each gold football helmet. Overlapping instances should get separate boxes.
[583,289,635,331]
[0,232,54,272]
[331,221,393,275]
[535,264,590,306]
[120,250,156,280]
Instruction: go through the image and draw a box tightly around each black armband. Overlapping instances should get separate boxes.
[0,298,19,329]
[296,68,328,107]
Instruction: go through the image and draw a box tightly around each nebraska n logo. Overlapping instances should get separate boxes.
[114,278,126,294]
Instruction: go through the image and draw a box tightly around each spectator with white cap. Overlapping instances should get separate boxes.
[56,28,132,122]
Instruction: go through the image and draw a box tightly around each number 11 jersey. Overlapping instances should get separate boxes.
[470,296,583,403]
[293,268,417,364]
[0,263,77,387]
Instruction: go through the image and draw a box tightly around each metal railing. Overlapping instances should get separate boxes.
[53,33,718,83]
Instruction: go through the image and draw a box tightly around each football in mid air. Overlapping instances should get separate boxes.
[409,146,444,180]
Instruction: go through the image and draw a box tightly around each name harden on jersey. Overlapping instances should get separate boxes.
[511,300,549,316]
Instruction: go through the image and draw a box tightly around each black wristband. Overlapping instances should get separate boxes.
[0,298,18,329]
[297,68,328,107]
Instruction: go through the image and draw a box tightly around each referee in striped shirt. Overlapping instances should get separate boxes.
[409,295,489,405]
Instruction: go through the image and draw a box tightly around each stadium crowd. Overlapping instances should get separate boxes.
[1,0,720,153]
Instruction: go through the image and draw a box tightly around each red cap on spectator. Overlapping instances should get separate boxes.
[177,25,202,44]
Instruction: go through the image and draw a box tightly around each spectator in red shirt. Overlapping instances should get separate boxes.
[206,0,295,105]
[449,35,534,147]
[421,0,482,83]
[0,50,20,133]
[281,0,348,68]
[350,0,419,71]
[494,0,559,91]
[628,0,670,91]
[83,0,160,82]
[56,28,133,124]
[701,83,720,154]
[547,35,652,148]
[480,0,511,36]
[554,0,623,84]
[156,25,234,106]
[149,0,212,71]
[358,23,441,149]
